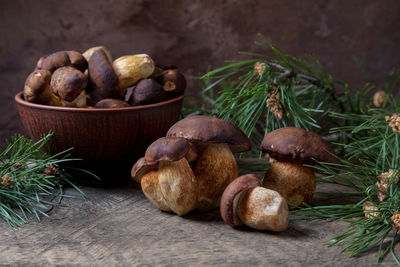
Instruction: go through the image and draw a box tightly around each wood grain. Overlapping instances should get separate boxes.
[0,161,397,266]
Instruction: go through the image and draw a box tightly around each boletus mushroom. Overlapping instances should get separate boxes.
[220,174,289,231]
[112,54,155,94]
[166,115,251,211]
[35,50,87,73]
[131,137,198,216]
[261,127,339,207]
[23,69,62,106]
[50,66,88,107]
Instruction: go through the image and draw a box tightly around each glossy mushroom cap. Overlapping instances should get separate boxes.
[94,99,131,108]
[51,66,88,102]
[88,49,120,99]
[131,137,198,181]
[23,69,62,106]
[144,137,198,164]
[260,127,339,165]
[166,115,251,153]
[36,50,87,73]
[220,174,262,226]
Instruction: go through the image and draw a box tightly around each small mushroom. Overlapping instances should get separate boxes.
[50,66,88,107]
[23,69,62,106]
[82,46,113,63]
[166,115,251,211]
[94,98,131,108]
[35,51,87,73]
[131,137,198,216]
[156,69,187,95]
[261,127,339,206]
[112,54,155,93]
[220,174,289,231]
[132,79,166,105]
[88,49,120,100]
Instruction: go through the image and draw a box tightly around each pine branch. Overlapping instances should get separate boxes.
[0,133,89,227]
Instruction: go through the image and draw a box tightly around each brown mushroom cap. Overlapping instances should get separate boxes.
[94,98,131,108]
[166,116,251,153]
[50,66,88,102]
[88,49,120,99]
[260,127,339,165]
[133,79,166,105]
[131,157,158,183]
[24,69,52,103]
[157,69,187,94]
[36,51,87,73]
[131,137,197,182]
[220,174,261,226]
[144,137,198,164]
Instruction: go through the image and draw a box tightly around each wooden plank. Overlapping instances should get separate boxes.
[0,160,397,266]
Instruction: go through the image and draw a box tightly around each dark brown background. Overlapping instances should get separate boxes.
[1,0,399,142]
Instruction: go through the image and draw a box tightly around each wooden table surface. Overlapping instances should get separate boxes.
[0,160,397,266]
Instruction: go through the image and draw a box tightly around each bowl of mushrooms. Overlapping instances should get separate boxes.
[15,46,186,178]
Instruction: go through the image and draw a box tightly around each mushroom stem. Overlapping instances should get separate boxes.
[193,143,238,211]
[158,158,197,216]
[141,170,171,212]
[236,187,289,231]
[263,161,315,207]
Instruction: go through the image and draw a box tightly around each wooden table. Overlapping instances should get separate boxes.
[0,161,397,266]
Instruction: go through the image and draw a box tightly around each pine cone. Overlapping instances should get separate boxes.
[363,201,380,219]
[254,62,266,76]
[375,169,399,201]
[373,91,386,107]
[45,165,58,176]
[266,85,283,120]
[390,211,400,234]
[1,175,13,188]
[386,114,400,134]
[377,169,399,184]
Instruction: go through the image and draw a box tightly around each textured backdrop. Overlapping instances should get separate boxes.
[1,0,399,142]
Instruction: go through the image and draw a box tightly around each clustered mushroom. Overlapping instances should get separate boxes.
[23,46,186,108]
[260,127,339,207]
[131,115,251,215]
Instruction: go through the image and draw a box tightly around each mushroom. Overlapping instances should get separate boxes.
[166,115,251,211]
[88,49,120,100]
[50,66,88,107]
[131,137,198,216]
[220,174,289,231]
[131,79,166,105]
[261,127,339,207]
[112,54,155,95]
[23,69,62,106]
[94,98,131,108]
[156,69,187,95]
[82,46,113,63]
[35,50,87,73]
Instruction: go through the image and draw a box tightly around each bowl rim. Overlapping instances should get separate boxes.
[15,91,184,112]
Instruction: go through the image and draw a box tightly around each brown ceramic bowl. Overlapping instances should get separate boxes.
[15,92,184,181]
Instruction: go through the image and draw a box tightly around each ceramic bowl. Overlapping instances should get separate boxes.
[15,92,184,180]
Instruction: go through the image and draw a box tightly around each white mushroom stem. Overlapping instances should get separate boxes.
[263,161,315,207]
[193,143,238,211]
[158,158,197,216]
[237,187,289,231]
[141,170,171,212]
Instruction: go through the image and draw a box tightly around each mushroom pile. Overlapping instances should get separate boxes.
[131,115,251,215]
[23,46,186,108]
[260,127,339,207]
